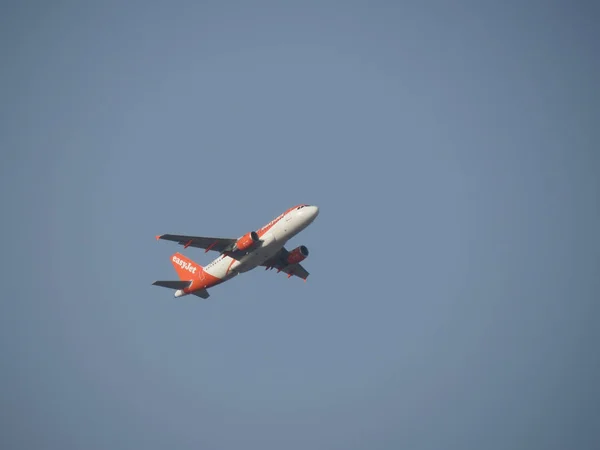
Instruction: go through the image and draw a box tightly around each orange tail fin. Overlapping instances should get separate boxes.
[170,252,202,280]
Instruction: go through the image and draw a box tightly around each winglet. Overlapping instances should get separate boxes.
[155,235,162,241]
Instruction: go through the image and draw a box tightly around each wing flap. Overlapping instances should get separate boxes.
[279,263,310,280]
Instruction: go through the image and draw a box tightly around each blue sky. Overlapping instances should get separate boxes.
[1,1,599,449]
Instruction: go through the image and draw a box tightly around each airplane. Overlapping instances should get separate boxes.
[152,204,320,299]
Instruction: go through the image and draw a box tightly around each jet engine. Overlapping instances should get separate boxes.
[235,231,260,251]
[286,245,309,264]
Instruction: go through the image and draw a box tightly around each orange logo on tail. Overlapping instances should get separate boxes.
[170,252,202,281]
[172,255,198,274]
[169,252,224,291]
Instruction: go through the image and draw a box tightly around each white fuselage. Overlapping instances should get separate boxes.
[202,205,319,283]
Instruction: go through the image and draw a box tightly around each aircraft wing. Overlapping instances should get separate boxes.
[156,234,237,253]
[261,247,310,281]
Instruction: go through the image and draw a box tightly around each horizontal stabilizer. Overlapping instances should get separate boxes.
[152,280,192,290]
[191,289,210,299]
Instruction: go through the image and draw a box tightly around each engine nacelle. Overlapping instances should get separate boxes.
[235,231,259,251]
[286,245,309,264]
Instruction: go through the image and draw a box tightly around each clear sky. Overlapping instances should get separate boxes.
[1,1,599,449]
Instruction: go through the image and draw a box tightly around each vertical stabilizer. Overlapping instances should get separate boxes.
[170,252,202,280]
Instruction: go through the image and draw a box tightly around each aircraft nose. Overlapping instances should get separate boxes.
[297,205,319,222]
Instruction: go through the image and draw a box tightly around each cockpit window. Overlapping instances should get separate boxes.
[296,205,308,210]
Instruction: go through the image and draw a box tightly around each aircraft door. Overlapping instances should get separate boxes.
[283,213,293,232]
